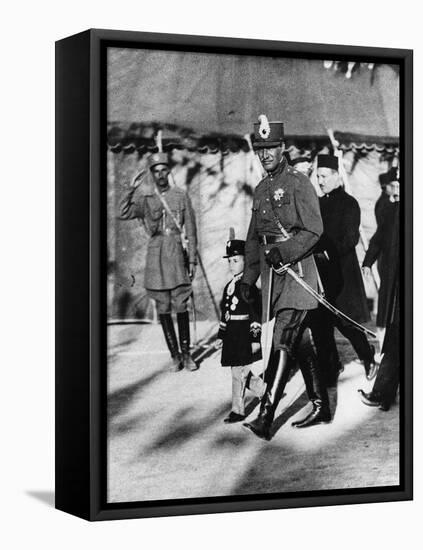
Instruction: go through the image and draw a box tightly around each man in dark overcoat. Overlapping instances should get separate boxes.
[312,154,376,383]
[363,168,399,344]
[240,115,329,440]
[119,152,198,372]
[359,179,400,410]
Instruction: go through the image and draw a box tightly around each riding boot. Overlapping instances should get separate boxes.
[159,313,183,372]
[293,337,331,428]
[243,349,291,441]
[292,398,331,428]
[177,311,198,371]
[292,355,331,428]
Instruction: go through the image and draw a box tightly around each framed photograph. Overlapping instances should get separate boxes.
[55,29,413,521]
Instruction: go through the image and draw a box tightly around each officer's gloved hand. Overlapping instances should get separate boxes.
[240,282,254,304]
[265,247,284,269]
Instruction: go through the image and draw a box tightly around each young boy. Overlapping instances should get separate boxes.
[216,233,265,423]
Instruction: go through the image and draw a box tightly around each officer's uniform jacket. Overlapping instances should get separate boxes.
[217,273,262,367]
[120,183,197,290]
[242,157,323,317]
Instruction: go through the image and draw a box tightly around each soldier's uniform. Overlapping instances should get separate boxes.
[242,159,323,353]
[242,117,327,440]
[217,238,264,423]
[119,152,198,372]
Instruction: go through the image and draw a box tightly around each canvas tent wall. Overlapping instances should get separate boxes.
[107,48,399,322]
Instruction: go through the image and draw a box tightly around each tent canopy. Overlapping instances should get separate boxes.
[108,47,399,148]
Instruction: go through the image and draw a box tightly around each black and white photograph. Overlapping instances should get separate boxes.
[106,44,404,504]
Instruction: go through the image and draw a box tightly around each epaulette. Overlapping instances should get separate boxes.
[287,166,310,185]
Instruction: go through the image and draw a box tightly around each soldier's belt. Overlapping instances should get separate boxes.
[153,229,180,236]
[259,234,292,245]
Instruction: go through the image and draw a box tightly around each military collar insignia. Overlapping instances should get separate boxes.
[273,188,285,201]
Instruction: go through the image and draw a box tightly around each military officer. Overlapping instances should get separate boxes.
[241,115,327,441]
[313,154,376,383]
[119,152,198,372]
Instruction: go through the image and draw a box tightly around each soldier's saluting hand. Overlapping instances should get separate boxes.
[119,152,198,373]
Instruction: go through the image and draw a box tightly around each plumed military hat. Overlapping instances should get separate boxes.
[291,156,312,167]
[223,239,245,258]
[317,154,339,171]
[223,227,245,258]
[148,152,169,170]
[252,114,284,149]
[379,167,398,187]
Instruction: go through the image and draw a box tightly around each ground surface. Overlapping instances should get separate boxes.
[107,321,399,503]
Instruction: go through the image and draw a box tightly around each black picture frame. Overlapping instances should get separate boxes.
[55,28,413,521]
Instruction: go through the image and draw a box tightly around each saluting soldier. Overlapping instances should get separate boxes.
[241,115,327,441]
[314,154,376,382]
[119,152,198,372]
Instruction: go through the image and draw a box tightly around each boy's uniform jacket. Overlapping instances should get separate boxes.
[217,274,262,367]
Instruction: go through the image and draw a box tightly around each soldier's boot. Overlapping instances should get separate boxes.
[177,311,198,372]
[243,350,290,441]
[292,398,331,428]
[159,313,183,372]
[292,339,331,428]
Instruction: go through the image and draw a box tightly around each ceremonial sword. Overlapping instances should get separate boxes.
[273,262,377,339]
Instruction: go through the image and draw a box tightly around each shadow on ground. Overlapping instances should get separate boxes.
[26,491,55,508]
[108,369,164,421]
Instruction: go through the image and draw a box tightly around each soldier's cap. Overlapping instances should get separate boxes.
[317,154,339,172]
[148,152,169,170]
[379,167,398,186]
[252,114,284,149]
[223,239,245,258]
[291,156,312,167]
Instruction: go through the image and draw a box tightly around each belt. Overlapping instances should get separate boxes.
[227,314,249,321]
[153,229,180,236]
[259,234,291,245]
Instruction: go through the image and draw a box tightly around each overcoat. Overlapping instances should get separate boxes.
[375,192,392,227]
[242,158,323,319]
[363,200,399,327]
[318,186,370,324]
[120,184,197,290]
[217,275,262,367]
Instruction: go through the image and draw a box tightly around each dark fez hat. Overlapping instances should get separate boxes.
[252,114,284,149]
[317,154,339,171]
[223,227,245,258]
[148,152,169,170]
[379,167,398,186]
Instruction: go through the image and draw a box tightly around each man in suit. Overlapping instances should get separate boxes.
[311,154,377,384]
[359,178,400,410]
[363,168,399,351]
